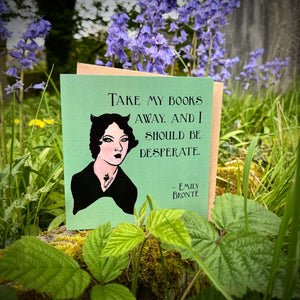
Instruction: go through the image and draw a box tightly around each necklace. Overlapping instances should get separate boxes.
[103,173,114,189]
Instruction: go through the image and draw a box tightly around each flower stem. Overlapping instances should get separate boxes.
[192,31,197,71]
[205,30,215,77]
[0,80,8,167]
[19,70,24,155]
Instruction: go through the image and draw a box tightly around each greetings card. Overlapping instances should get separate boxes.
[61,74,215,229]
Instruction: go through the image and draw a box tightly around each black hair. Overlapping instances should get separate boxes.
[89,113,139,159]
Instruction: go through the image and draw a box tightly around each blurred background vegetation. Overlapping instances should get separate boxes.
[2,0,300,89]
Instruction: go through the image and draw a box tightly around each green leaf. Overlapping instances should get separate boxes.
[146,209,190,247]
[212,193,281,236]
[165,210,285,298]
[145,199,232,300]
[0,154,29,189]
[91,284,135,300]
[203,231,280,298]
[0,236,90,299]
[47,213,66,231]
[101,223,144,257]
[187,286,226,300]
[0,286,18,300]
[23,224,42,236]
[137,198,147,228]
[83,222,129,282]
[282,148,300,299]
[163,211,219,259]
[243,135,259,231]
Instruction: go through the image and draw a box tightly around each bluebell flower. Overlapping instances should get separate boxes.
[32,82,45,90]
[0,17,12,41]
[105,12,131,65]
[3,67,19,78]
[259,56,290,87]
[22,17,51,40]
[3,15,51,96]
[169,22,178,32]
[0,0,12,41]
[4,80,24,96]
[95,59,104,66]
[10,51,23,59]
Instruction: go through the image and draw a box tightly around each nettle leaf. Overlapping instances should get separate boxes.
[163,211,219,260]
[91,283,135,300]
[146,209,190,247]
[101,223,144,257]
[83,222,129,282]
[0,236,90,299]
[212,193,281,236]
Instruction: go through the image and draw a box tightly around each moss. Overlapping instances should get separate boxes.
[216,158,263,196]
[134,235,193,300]
[49,231,91,264]
[0,248,7,259]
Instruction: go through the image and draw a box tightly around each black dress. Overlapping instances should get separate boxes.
[71,162,137,215]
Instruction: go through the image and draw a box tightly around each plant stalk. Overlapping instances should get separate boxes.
[205,30,215,77]
[8,90,16,205]
[158,241,170,300]
[180,268,202,300]
[131,234,150,296]
[19,70,24,155]
[0,80,8,167]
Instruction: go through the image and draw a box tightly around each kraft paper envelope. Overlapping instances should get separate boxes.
[74,62,223,220]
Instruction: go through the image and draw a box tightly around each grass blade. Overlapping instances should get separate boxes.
[243,135,259,231]
[282,145,300,299]
[264,146,299,300]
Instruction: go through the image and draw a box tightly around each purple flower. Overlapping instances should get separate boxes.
[95,59,104,66]
[32,82,45,90]
[0,17,12,40]
[259,56,290,87]
[3,67,19,78]
[22,17,51,40]
[0,0,12,40]
[169,22,178,32]
[3,15,51,96]
[14,40,43,52]
[4,80,24,96]
[0,0,10,14]
[105,12,131,64]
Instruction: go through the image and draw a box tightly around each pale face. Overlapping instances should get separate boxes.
[98,122,129,166]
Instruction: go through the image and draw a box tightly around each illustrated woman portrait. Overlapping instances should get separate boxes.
[71,113,139,215]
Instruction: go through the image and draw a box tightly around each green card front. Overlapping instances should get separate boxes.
[60,74,214,229]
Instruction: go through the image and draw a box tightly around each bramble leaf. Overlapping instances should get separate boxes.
[91,284,135,300]
[164,210,286,298]
[162,211,218,259]
[212,193,281,236]
[0,286,18,300]
[101,223,144,257]
[137,198,147,228]
[0,236,90,299]
[204,231,276,297]
[83,222,129,282]
[146,209,190,247]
